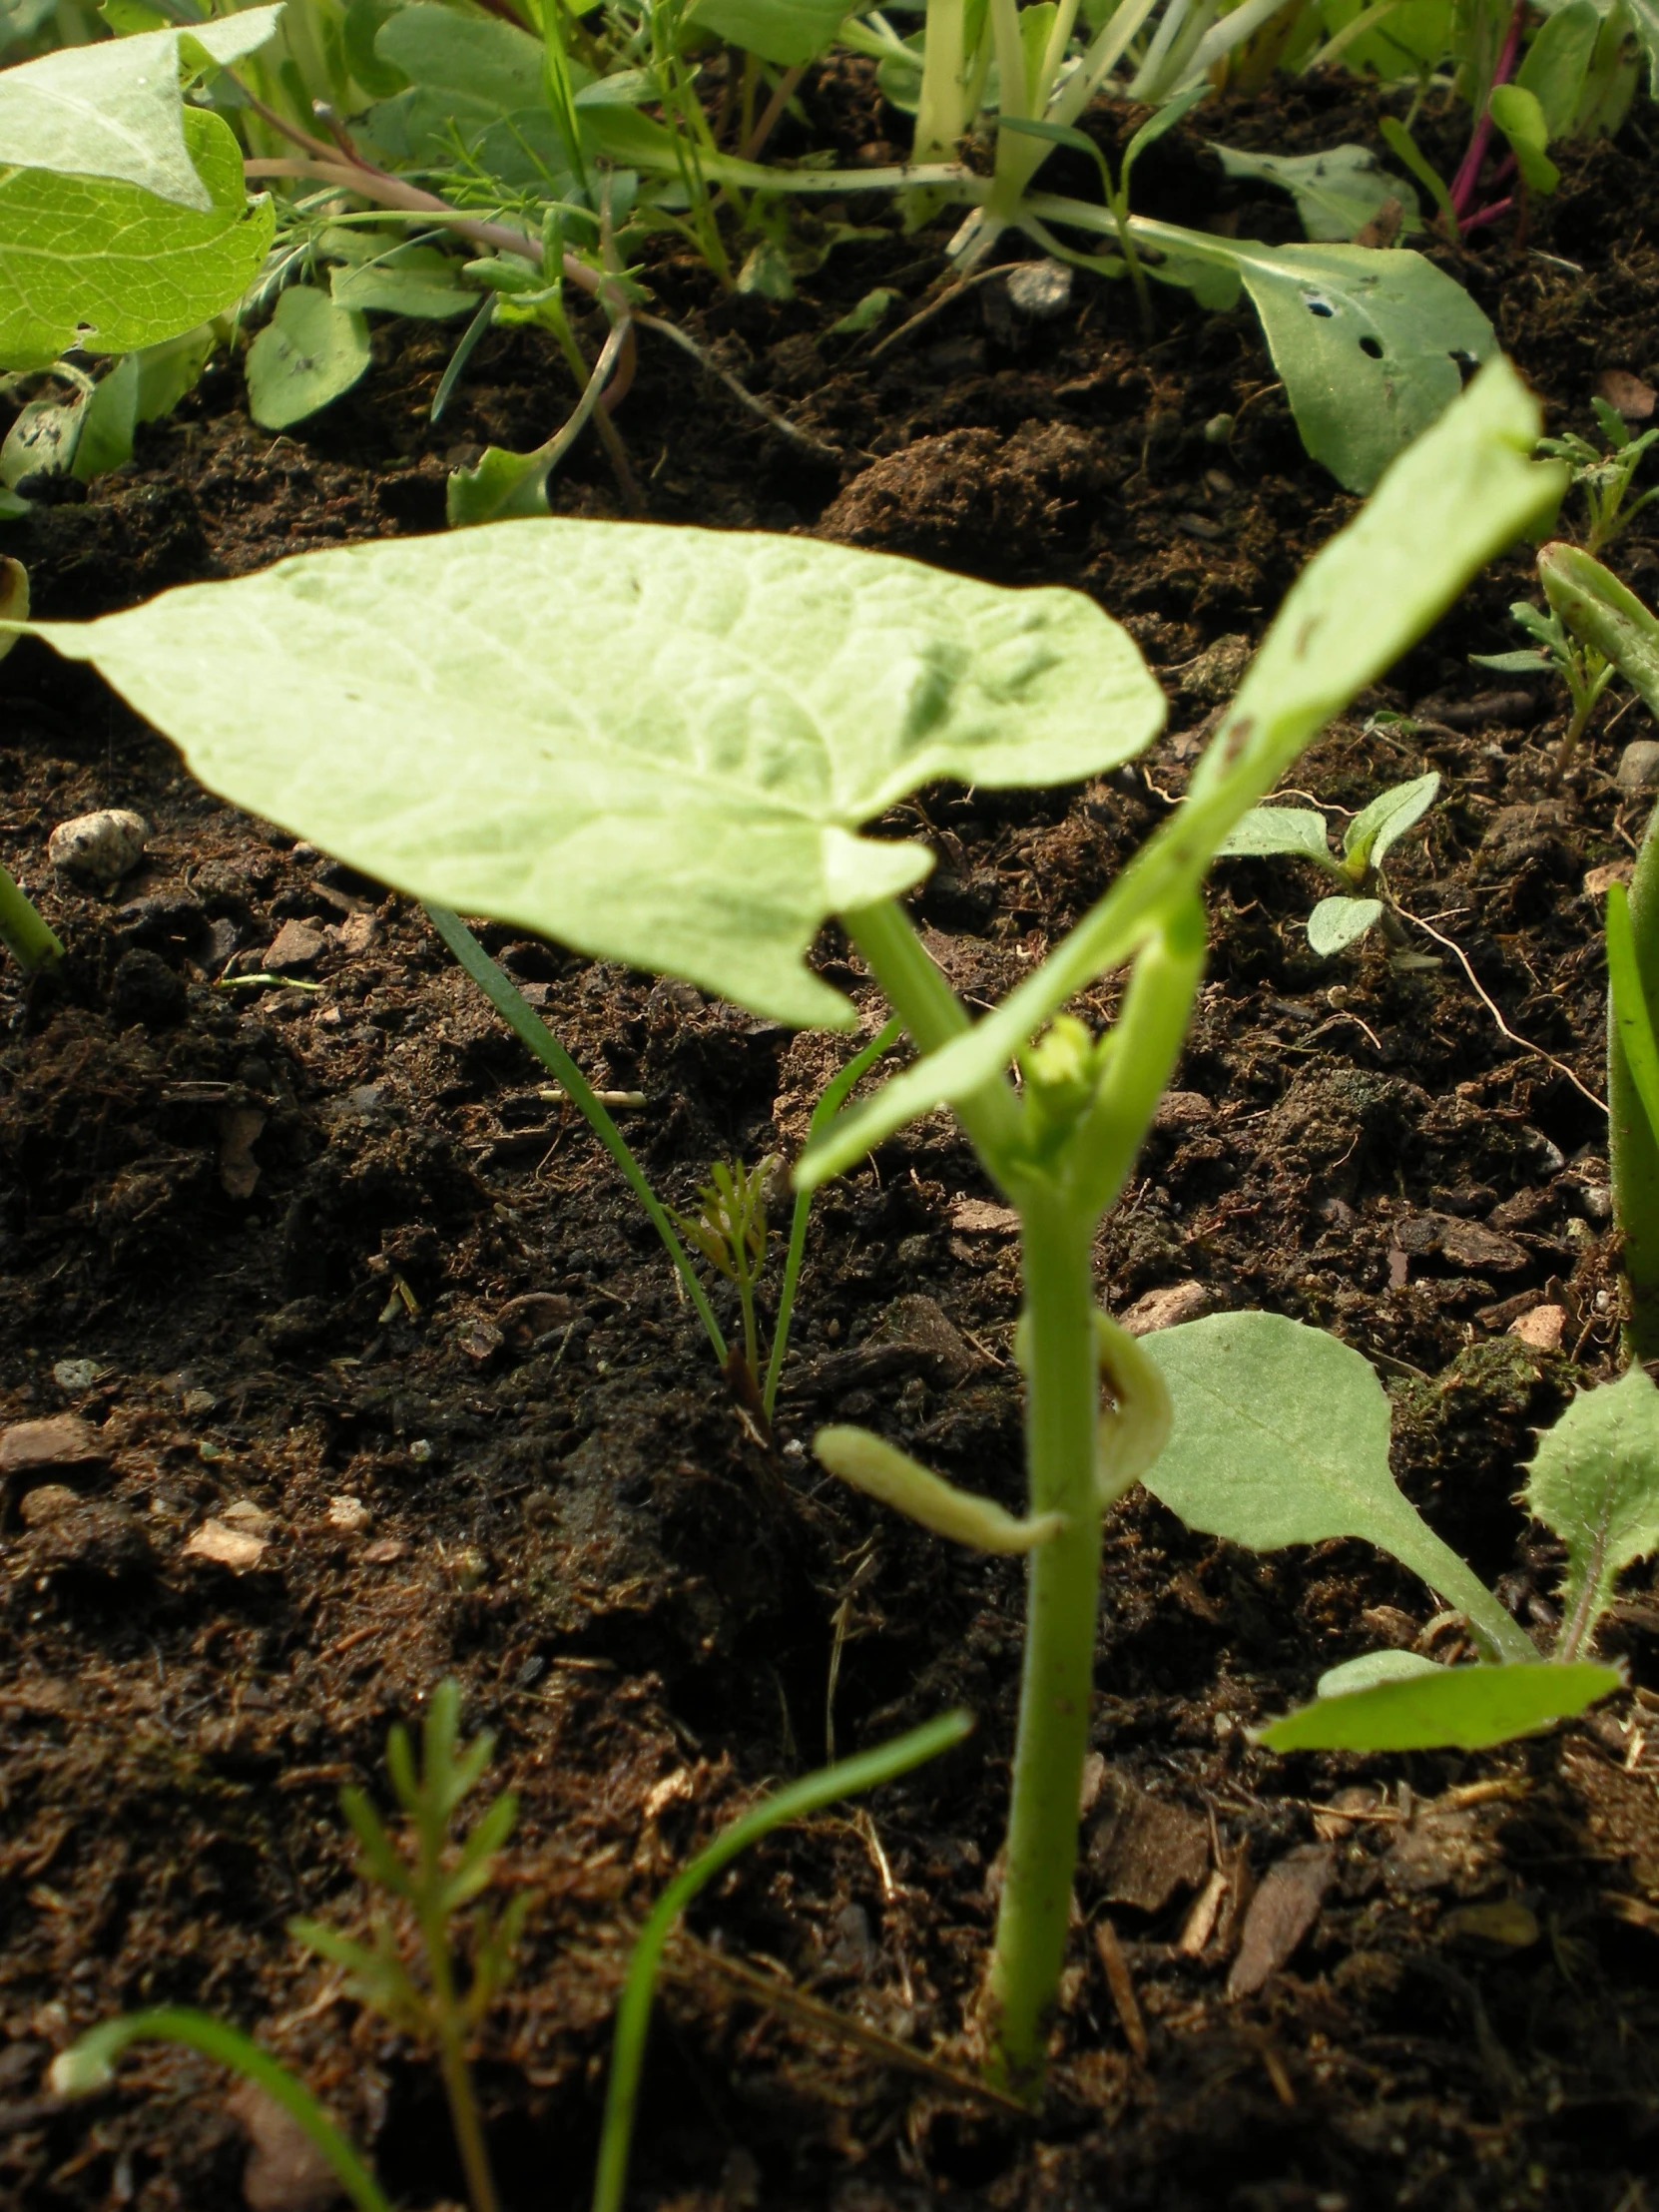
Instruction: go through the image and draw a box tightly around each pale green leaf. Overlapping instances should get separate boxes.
[246,286,370,430]
[0,110,274,371]
[134,321,216,422]
[22,524,1164,1028]
[1259,1660,1619,1751]
[1489,84,1561,196]
[0,8,283,210]
[0,389,81,485]
[1211,142,1420,242]
[1216,805,1331,861]
[1523,1365,1659,1653]
[444,443,553,525]
[74,353,139,479]
[1230,242,1496,493]
[1307,893,1382,953]
[330,253,478,320]
[1469,647,1553,674]
[1316,1648,1441,1696]
[1139,1312,1536,1660]
[687,0,849,63]
[797,358,1558,1186]
[830,287,898,335]
[1343,769,1439,868]
[1621,0,1659,93]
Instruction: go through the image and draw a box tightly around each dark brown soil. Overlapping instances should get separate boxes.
[3,68,1659,2212]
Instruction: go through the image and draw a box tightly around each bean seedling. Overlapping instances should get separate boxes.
[2,358,1593,2099]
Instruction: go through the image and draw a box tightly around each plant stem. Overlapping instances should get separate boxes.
[1613,807,1659,1362]
[420,1915,500,2212]
[1447,0,1526,226]
[424,904,728,1368]
[982,1189,1100,2100]
[0,861,64,973]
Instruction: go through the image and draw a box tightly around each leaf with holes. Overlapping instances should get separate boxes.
[7,523,1164,1027]
[1230,243,1495,492]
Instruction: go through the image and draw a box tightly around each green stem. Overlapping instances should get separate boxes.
[424,904,728,1367]
[765,1018,903,1420]
[841,899,1021,1178]
[0,861,64,973]
[982,1190,1100,2100]
[420,1913,499,2212]
[1614,807,1659,1362]
[592,1711,972,2212]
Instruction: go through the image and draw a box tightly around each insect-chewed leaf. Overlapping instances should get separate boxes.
[0,109,275,372]
[0,9,283,209]
[1139,1312,1535,1661]
[1522,1366,1659,1651]
[25,524,1163,1026]
[1216,806,1331,861]
[1306,893,1382,955]
[1228,241,1497,494]
[1259,1660,1620,1752]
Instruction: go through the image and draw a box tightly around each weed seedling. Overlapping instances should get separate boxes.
[1217,770,1440,959]
[1540,397,1659,554]
[6,359,1585,2099]
[1471,591,1613,781]
[49,1683,968,2212]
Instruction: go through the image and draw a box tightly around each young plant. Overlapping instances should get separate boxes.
[1134,1308,1640,1750]
[2,358,1569,2098]
[675,1153,777,1401]
[0,558,62,972]
[47,1683,968,2212]
[1471,590,1613,780]
[1534,540,1659,1359]
[1217,770,1440,958]
[1539,396,1659,555]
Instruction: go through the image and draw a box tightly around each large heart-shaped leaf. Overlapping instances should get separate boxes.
[0,8,283,210]
[17,523,1163,1026]
[1139,1312,1536,1661]
[0,109,275,371]
[1211,143,1421,242]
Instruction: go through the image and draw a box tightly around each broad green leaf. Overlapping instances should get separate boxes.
[687,0,849,63]
[1138,1312,1536,1660]
[0,8,283,210]
[1523,1365,1659,1654]
[1259,1660,1618,1751]
[134,321,216,422]
[17,524,1164,1028]
[246,286,370,430]
[330,253,478,320]
[1307,893,1382,952]
[0,110,274,371]
[1317,1648,1441,1695]
[1489,85,1561,195]
[1623,0,1659,93]
[1315,0,1451,74]
[1541,539,1659,715]
[374,4,545,109]
[368,5,570,183]
[1469,647,1553,674]
[444,443,555,525]
[1343,768,1439,868]
[1231,242,1495,493]
[1212,142,1420,242]
[1517,0,1601,136]
[798,358,1558,1186]
[1216,805,1331,861]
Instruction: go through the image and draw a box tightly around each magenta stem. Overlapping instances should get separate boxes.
[1448,0,1528,226]
[1462,195,1515,230]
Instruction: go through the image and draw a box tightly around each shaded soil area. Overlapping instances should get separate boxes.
[3,67,1659,2212]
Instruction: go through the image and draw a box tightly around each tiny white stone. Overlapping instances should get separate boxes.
[326,1494,372,1535]
[1005,260,1073,319]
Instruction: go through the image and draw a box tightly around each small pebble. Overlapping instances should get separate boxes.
[1616,739,1659,791]
[1581,1184,1613,1223]
[18,1483,80,1527]
[326,1494,372,1535]
[1508,1304,1565,1352]
[1005,260,1073,319]
[220,1498,276,1534]
[1122,1281,1213,1336]
[185,1518,268,1571]
[51,1359,101,1391]
[47,808,149,887]
[265,918,325,970]
[0,1413,108,1480]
